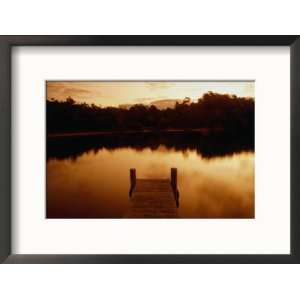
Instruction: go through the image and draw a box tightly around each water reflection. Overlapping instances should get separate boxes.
[47,132,254,218]
[47,131,254,161]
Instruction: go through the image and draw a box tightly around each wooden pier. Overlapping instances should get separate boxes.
[125,168,179,218]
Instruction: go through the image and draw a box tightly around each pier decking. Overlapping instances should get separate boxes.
[125,168,179,218]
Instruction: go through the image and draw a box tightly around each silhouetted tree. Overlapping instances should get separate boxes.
[47,93,254,136]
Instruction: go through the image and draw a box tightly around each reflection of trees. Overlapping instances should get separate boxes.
[47,131,254,161]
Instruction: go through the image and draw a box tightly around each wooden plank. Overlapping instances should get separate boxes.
[125,178,178,218]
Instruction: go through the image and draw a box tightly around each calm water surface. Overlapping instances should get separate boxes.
[47,134,254,218]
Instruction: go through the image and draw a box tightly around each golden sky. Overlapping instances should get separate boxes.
[47,81,255,107]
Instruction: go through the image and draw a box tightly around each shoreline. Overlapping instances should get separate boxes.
[47,128,227,139]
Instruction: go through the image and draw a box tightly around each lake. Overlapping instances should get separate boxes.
[47,132,254,218]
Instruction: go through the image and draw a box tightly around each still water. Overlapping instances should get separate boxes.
[47,133,254,218]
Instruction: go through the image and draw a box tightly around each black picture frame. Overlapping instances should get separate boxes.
[0,35,299,264]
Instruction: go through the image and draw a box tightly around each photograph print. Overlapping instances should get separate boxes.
[46,80,254,219]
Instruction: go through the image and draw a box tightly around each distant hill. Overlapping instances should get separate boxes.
[119,98,190,110]
[150,99,181,109]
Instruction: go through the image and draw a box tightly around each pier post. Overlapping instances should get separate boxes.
[129,168,136,196]
[171,168,179,207]
[171,168,177,190]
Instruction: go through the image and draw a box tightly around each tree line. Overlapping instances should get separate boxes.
[47,92,254,135]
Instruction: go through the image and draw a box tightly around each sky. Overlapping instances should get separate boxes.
[46,81,255,107]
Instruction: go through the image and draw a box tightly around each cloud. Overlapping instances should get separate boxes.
[47,85,92,95]
[62,87,92,95]
[135,97,156,103]
[47,83,102,102]
[146,82,173,90]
